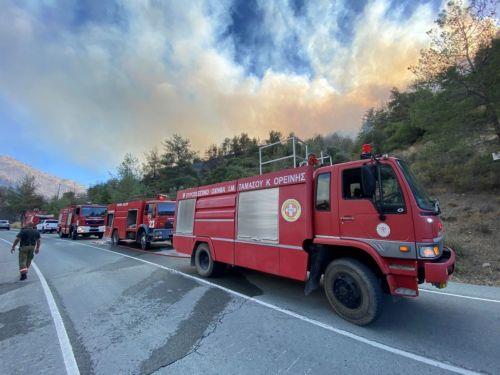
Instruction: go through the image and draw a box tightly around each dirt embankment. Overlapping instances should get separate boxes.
[437,192,500,286]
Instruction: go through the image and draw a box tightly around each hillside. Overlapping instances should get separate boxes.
[0,155,86,199]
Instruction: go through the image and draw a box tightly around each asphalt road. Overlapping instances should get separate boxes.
[0,231,499,375]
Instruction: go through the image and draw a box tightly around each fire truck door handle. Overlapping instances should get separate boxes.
[341,216,355,222]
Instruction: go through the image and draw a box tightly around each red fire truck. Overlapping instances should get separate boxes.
[58,204,107,240]
[173,138,456,325]
[22,210,54,227]
[106,196,176,250]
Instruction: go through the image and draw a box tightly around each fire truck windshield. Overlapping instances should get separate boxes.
[81,207,107,217]
[397,160,435,211]
[157,202,175,216]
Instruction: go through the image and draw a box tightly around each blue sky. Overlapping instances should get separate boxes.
[0,0,443,186]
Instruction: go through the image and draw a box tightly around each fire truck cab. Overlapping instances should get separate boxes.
[106,196,175,250]
[173,138,456,325]
[58,204,107,240]
[22,210,54,228]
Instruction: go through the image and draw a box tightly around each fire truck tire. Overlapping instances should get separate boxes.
[324,258,382,326]
[111,230,120,246]
[194,243,223,278]
[71,228,78,240]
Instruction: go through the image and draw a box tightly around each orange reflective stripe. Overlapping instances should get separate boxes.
[19,268,28,273]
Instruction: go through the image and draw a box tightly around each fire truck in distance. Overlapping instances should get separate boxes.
[22,209,54,227]
[58,204,107,240]
[173,137,456,325]
[106,195,176,250]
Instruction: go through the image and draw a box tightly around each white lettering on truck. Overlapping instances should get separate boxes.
[181,171,307,199]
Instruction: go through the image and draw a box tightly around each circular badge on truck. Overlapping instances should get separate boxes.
[376,223,391,238]
[281,199,302,222]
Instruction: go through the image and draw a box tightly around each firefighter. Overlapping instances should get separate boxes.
[10,221,41,280]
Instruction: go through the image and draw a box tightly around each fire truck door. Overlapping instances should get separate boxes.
[338,164,414,246]
[105,212,114,237]
[144,204,153,227]
[313,171,339,236]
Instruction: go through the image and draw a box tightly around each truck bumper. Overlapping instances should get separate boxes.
[147,228,173,242]
[387,247,456,297]
[77,225,105,234]
[423,247,456,285]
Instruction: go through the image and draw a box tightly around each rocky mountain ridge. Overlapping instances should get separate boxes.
[0,155,86,198]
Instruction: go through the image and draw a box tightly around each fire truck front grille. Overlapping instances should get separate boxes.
[86,220,105,226]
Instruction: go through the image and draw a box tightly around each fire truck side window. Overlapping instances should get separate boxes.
[144,204,153,215]
[75,207,80,215]
[315,173,331,211]
[375,164,406,213]
[342,168,365,199]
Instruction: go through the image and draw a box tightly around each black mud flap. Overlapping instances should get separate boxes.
[304,245,329,296]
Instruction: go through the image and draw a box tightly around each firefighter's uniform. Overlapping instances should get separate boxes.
[14,228,40,279]
[19,245,36,275]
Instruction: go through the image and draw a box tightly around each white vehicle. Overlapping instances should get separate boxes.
[0,220,10,230]
[36,219,59,233]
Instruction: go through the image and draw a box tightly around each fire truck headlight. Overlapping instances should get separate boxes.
[419,245,440,258]
[77,226,85,233]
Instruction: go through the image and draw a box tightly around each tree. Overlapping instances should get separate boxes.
[162,134,198,167]
[2,175,46,221]
[87,183,113,205]
[141,148,164,195]
[142,148,162,179]
[411,0,499,141]
[205,144,219,160]
[111,154,148,202]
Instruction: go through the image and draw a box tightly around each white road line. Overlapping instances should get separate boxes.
[32,263,80,375]
[71,241,478,375]
[419,289,500,303]
[0,237,80,375]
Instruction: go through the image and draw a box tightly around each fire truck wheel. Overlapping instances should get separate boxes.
[195,243,223,278]
[71,228,78,240]
[324,258,382,326]
[139,231,150,250]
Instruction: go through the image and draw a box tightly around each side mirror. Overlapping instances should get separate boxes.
[361,165,376,197]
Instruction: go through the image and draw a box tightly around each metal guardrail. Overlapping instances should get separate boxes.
[259,137,309,174]
[258,136,334,174]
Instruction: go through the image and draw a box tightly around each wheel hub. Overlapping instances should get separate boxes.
[333,273,362,309]
[199,251,209,270]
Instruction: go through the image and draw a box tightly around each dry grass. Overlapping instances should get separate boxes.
[437,192,500,286]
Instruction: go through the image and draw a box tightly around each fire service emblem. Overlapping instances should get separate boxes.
[281,199,302,222]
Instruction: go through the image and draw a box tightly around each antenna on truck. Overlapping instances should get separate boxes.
[258,136,332,174]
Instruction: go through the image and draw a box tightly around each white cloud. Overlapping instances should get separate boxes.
[0,0,441,171]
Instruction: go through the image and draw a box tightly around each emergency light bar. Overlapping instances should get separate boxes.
[361,144,373,159]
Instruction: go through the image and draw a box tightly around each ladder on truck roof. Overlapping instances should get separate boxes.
[258,136,332,175]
